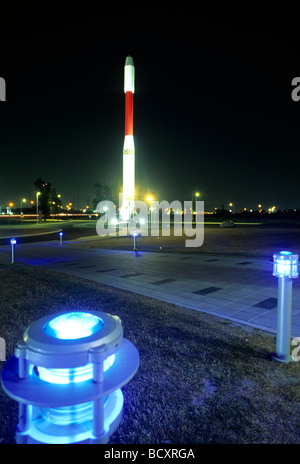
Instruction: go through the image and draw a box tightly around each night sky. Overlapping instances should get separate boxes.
[1,14,300,212]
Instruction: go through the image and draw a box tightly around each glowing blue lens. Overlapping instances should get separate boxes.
[37,354,115,384]
[273,252,299,278]
[44,312,104,340]
[41,401,94,425]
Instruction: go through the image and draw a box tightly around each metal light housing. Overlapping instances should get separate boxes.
[1,310,139,444]
[272,250,299,363]
[273,251,299,278]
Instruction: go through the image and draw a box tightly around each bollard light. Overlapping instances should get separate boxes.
[131,231,140,251]
[10,238,16,263]
[272,251,299,363]
[59,231,63,245]
[1,310,139,444]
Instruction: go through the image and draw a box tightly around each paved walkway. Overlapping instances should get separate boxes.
[1,240,300,337]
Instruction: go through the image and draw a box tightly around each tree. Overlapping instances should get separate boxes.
[34,178,61,221]
[92,183,119,210]
[49,187,62,215]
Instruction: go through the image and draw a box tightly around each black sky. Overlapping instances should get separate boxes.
[1,13,300,211]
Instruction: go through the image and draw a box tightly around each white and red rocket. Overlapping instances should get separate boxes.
[121,55,135,221]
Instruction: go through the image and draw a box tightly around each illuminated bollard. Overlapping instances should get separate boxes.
[59,231,63,245]
[132,231,139,251]
[133,232,137,251]
[272,251,299,363]
[10,238,16,264]
[1,311,139,444]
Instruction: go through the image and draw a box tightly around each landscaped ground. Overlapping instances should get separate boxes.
[1,262,300,444]
[0,227,59,238]
[71,224,300,259]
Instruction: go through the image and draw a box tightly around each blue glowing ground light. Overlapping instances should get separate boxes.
[37,354,115,384]
[44,312,104,339]
[1,310,140,444]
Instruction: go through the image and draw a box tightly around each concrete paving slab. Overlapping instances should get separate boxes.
[1,240,300,338]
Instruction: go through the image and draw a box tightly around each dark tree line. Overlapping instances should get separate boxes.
[33,179,120,220]
[34,178,62,221]
[92,182,119,210]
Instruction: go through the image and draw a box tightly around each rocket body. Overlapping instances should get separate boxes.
[121,56,135,221]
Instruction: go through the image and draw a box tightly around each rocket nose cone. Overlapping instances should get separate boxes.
[125,55,134,66]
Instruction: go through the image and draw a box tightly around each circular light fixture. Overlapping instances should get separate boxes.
[1,310,139,444]
[273,251,299,278]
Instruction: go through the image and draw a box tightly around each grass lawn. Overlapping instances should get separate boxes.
[0,227,60,238]
[1,262,300,444]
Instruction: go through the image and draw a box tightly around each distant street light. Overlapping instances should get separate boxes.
[20,199,26,223]
[7,203,14,219]
[146,196,153,231]
[20,199,26,214]
[193,192,200,221]
[36,192,41,224]
[195,192,200,212]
